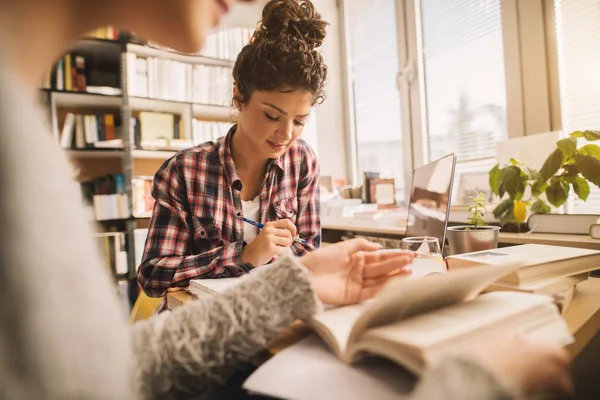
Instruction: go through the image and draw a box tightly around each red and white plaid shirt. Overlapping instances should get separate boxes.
[138,127,321,297]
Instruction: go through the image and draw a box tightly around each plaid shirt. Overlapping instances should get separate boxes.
[138,127,321,297]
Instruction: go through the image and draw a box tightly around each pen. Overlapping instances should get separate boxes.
[242,217,307,245]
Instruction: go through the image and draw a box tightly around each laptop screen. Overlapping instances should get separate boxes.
[405,154,456,256]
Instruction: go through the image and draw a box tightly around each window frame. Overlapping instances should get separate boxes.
[340,0,569,205]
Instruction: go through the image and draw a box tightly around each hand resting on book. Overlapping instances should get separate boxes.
[457,335,573,399]
[301,238,414,306]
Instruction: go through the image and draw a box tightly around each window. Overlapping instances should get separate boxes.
[344,0,406,199]
[416,0,507,201]
[555,0,600,214]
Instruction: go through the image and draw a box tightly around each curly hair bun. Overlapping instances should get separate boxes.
[252,0,327,50]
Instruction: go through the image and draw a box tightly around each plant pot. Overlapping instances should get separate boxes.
[446,226,500,255]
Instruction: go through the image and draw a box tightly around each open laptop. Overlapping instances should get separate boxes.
[405,153,456,260]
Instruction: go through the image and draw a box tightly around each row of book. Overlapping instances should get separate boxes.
[41,53,87,92]
[95,232,129,276]
[60,112,123,149]
[81,174,130,221]
[199,27,253,61]
[192,120,231,145]
[87,26,120,41]
[127,54,234,105]
[61,111,230,152]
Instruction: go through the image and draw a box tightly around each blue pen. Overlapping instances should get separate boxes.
[243,217,307,245]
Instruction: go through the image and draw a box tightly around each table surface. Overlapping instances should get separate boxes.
[168,277,600,358]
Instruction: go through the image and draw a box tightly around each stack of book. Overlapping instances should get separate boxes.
[447,244,600,314]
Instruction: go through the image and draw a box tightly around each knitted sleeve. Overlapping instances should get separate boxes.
[130,254,319,400]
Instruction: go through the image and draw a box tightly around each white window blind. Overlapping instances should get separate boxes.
[417,0,507,190]
[345,0,405,199]
[555,0,600,214]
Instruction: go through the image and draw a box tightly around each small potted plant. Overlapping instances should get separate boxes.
[446,192,500,255]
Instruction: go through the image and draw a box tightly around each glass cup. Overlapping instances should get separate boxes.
[401,236,446,276]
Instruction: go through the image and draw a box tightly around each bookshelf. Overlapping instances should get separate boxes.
[40,27,252,307]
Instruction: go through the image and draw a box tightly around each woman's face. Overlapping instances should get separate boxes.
[128,0,255,53]
[236,89,313,159]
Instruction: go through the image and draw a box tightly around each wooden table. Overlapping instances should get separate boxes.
[168,277,600,358]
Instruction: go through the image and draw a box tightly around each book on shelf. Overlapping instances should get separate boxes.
[95,232,128,276]
[446,244,600,285]
[126,53,234,105]
[60,112,123,149]
[141,26,252,62]
[253,264,573,379]
[136,111,184,150]
[81,173,130,221]
[132,176,155,218]
[42,53,87,92]
[192,120,230,145]
[200,26,253,61]
[86,26,120,41]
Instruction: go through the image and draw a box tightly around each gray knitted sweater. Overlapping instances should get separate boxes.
[0,63,515,400]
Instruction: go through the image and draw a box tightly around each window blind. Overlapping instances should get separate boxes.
[345,0,405,198]
[417,0,508,166]
[555,0,600,214]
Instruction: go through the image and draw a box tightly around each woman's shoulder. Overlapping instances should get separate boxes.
[155,139,224,177]
[288,139,317,162]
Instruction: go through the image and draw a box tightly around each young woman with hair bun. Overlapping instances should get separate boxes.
[139,0,329,298]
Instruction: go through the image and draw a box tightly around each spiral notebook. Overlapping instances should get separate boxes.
[187,277,243,296]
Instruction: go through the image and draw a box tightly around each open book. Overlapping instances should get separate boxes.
[309,264,574,376]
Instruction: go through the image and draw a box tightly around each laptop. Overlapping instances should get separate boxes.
[405,154,456,260]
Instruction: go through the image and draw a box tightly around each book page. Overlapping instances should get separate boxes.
[348,263,520,344]
[361,292,554,349]
[311,303,367,357]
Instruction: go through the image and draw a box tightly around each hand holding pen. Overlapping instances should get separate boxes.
[240,218,305,267]
[243,217,307,244]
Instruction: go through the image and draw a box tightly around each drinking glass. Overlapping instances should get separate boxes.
[401,236,446,276]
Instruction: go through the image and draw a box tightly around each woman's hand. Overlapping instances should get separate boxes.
[300,238,414,305]
[463,336,573,399]
[241,219,297,267]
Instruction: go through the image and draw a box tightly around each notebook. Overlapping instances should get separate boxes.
[187,277,243,296]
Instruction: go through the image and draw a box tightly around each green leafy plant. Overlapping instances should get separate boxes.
[466,192,488,228]
[489,130,600,226]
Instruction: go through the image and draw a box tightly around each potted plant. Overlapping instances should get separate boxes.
[488,130,600,231]
[447,192,500,255]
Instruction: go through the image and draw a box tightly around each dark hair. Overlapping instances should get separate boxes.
[232,0,328,107]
